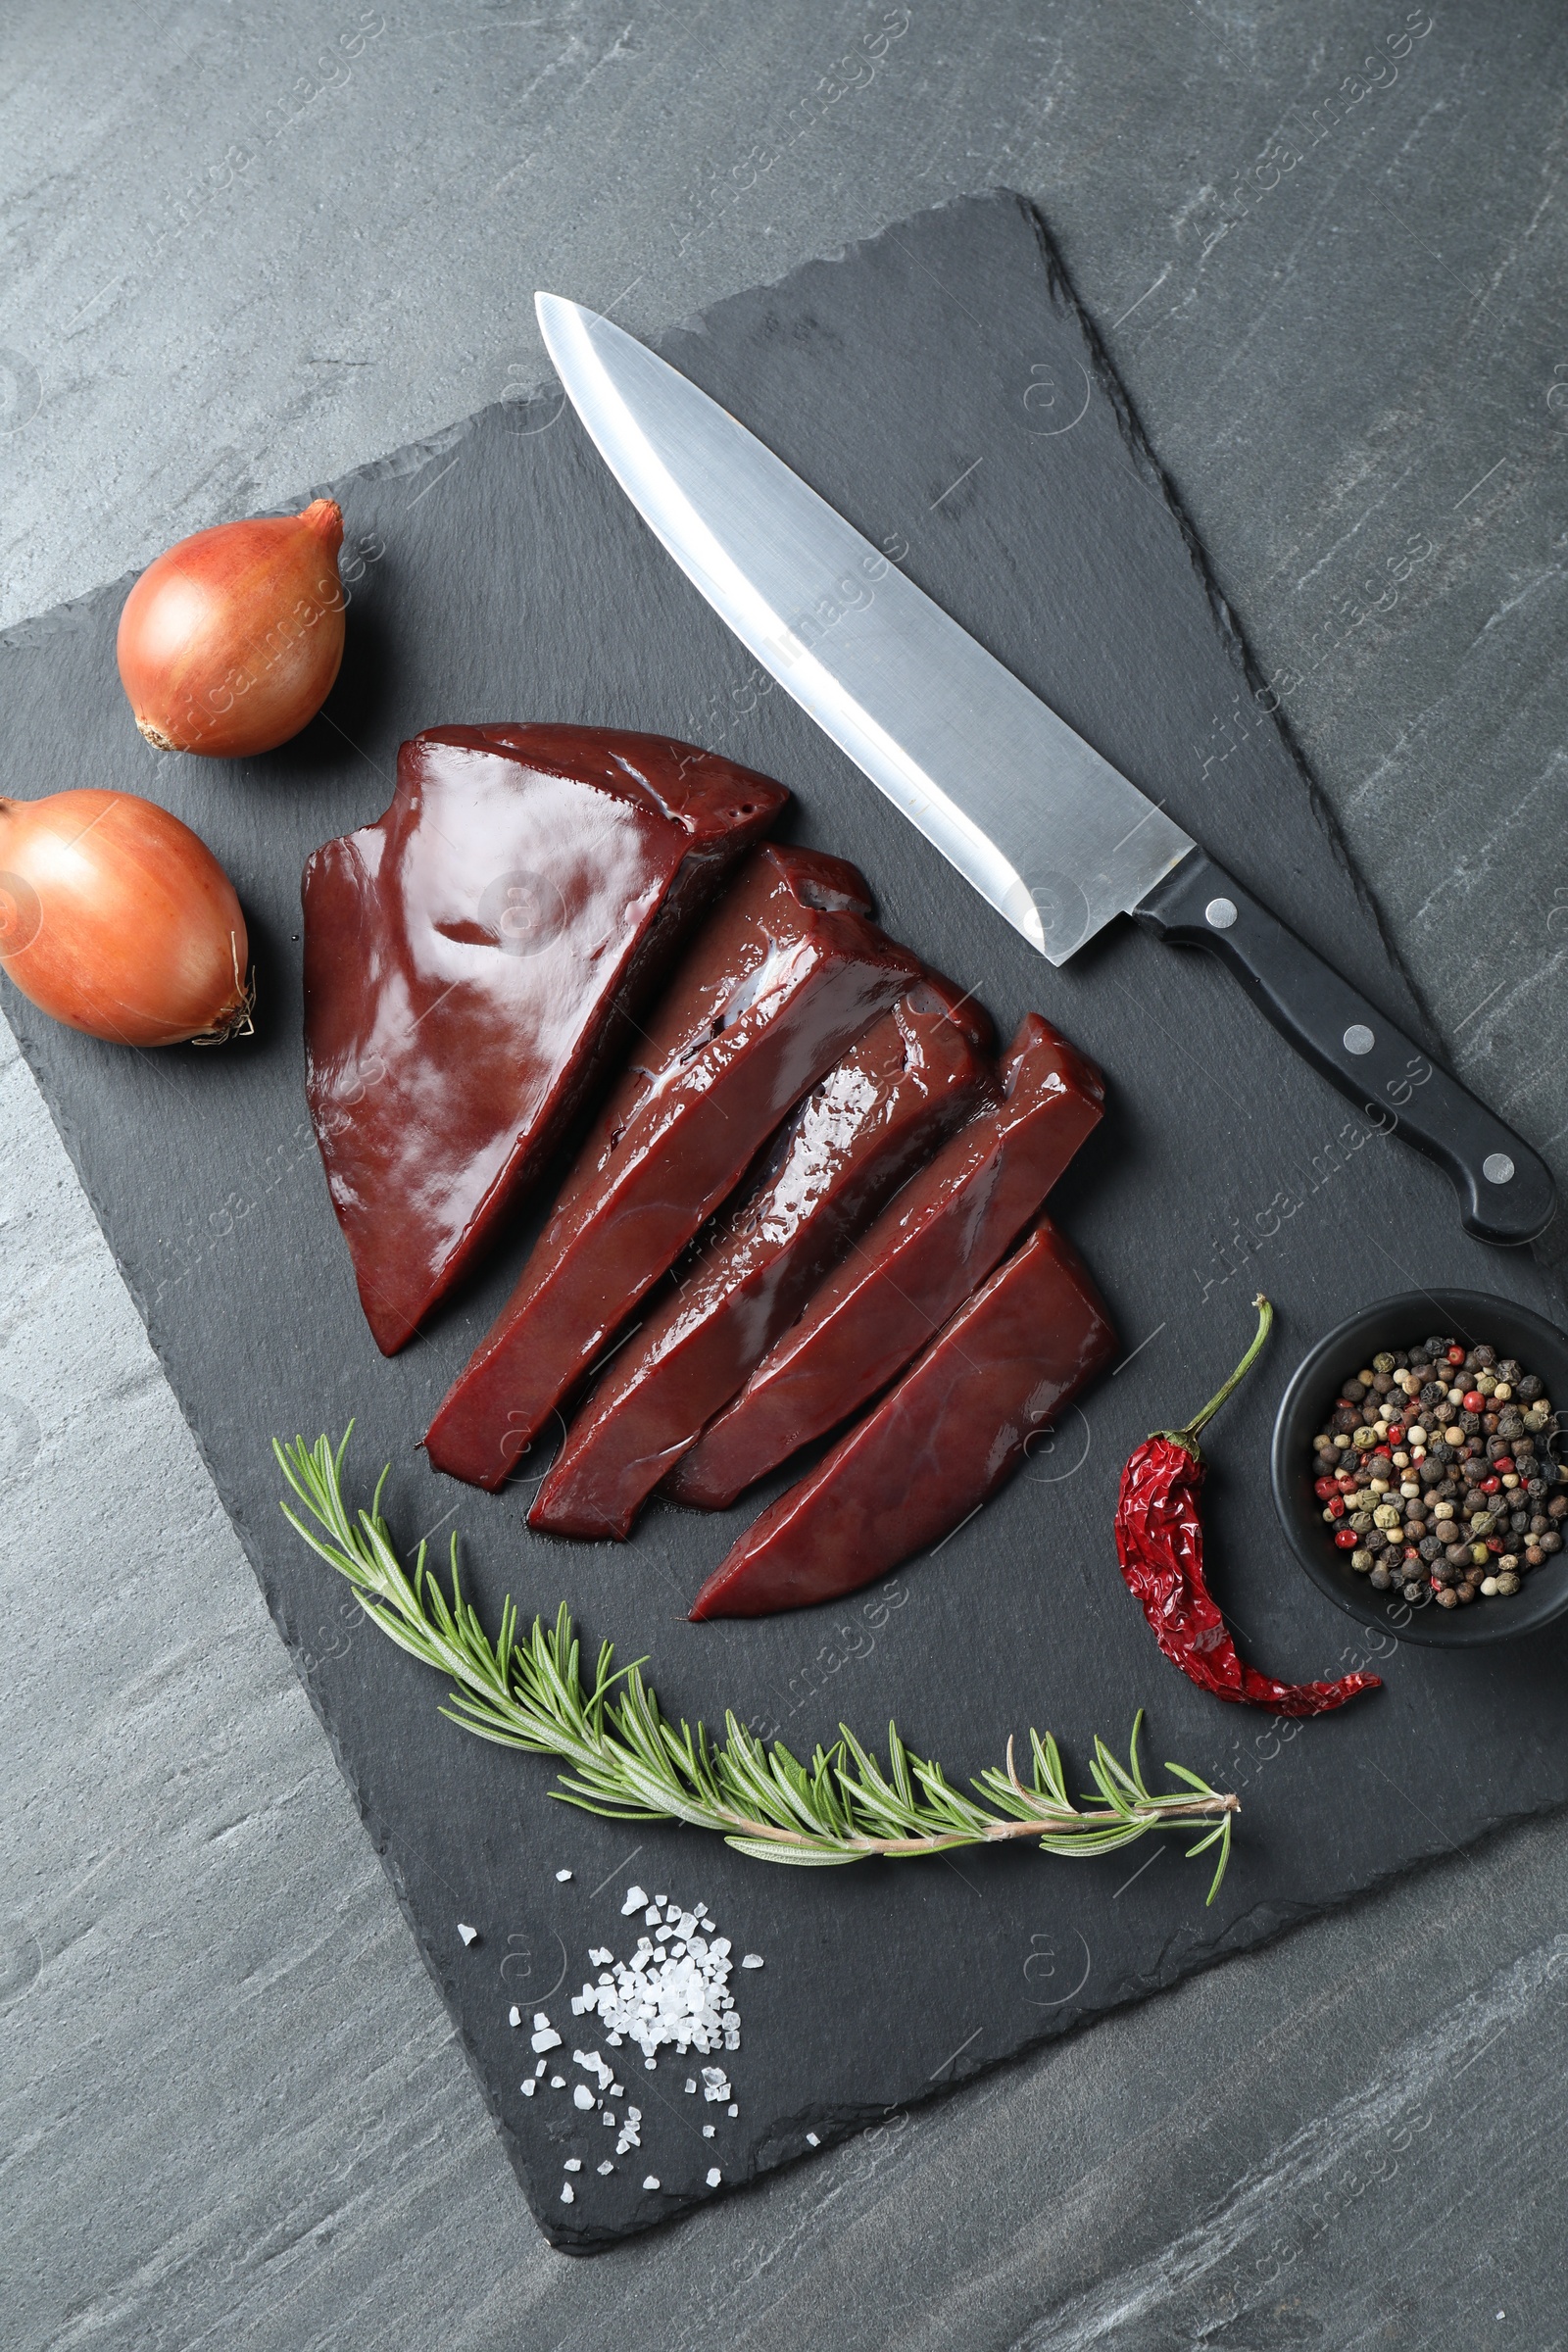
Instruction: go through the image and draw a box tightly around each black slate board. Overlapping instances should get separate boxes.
[4,192,1565,2252]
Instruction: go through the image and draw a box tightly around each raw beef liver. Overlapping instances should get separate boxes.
[303,724,785,1353]
[688,1217,1117,1618]
[668,1013,1102,1509]
[423,844,924,1489]
[529,979,993,1539]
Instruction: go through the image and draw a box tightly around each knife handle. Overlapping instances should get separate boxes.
[1132,850,1556,1247]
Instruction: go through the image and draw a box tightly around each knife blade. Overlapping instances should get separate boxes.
[535,291,1555,1247]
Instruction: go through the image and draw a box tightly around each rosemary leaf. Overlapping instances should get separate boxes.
[275,1430,1240,1899]
[723,1838,862,1869]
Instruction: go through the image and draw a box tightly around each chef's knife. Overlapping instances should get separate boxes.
[535,292,1554,1247]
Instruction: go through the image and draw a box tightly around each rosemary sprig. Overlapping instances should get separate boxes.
[275,1430,1239,1899]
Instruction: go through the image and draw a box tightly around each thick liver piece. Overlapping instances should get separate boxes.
[687,1217,1117,1619]
[667,1013,1102,1510]
[303,725,785,1353]
[529,979,993,1540]
[423,845,924,1489]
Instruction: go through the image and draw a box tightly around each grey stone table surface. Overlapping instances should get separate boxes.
[2,3,1566,2346]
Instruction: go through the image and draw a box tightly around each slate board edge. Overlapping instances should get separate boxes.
[617,1784,1568,2257]
[3,189,1561,2253]
[654,188,1438,1049]
[217,1480,575,2242]
[1000,194,1439,1065]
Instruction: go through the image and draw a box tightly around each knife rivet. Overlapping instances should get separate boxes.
[1483,1152,1516,1185]
[1343,1023,1375,1055]
[1204,897,1238,930]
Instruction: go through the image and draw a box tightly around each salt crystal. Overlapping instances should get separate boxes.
[564,2159,581,2174]
[521,2081,535,2097]
[534,2059,546,2079]
[555,1868,573,1882]
[530,2027,562,2054]
[644,2056,657,2070]
[642,2175,661,2191]
[807,2132,819,2147]
[598,2160,613,2175]
[741,1954,763,1970]
[645,1906,662,1927]
[706,2167,721,2187]
[684,2078,697,2094]
[702,2124,714,2138]
[573,2084,595,2110]
[532,2012,550,2030]
[508,2006,522,2029]
[728,2103,738,2117]
[550,2076,564,2089]
[458,1923,478,1946]
[560,2182,574,2204]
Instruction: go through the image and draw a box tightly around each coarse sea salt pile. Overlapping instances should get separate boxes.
[565,1884,742,2066]
[512,1879,762,2200]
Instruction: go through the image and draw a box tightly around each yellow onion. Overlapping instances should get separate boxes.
[0,790,252,1046]
[117,499,346,758]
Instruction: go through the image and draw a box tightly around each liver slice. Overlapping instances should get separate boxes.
[529,979,993,1540]
[667,1013,1102,1510]
[303,725,785,1353]
[423,845,924,1490]
[687,1217,1117,1618]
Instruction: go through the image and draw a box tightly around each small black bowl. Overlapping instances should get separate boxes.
[1271,1289,1568,1648]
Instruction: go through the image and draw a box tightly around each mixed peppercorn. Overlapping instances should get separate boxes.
[1311,1335,1564,1608]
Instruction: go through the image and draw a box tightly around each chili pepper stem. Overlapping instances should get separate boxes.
[1161,1294,1274,1460]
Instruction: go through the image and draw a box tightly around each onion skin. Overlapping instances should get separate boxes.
[117,499,346,759]
[0,791,252,1047]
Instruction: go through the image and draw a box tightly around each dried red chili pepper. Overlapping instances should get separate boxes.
[1115,1295,1381,1717]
